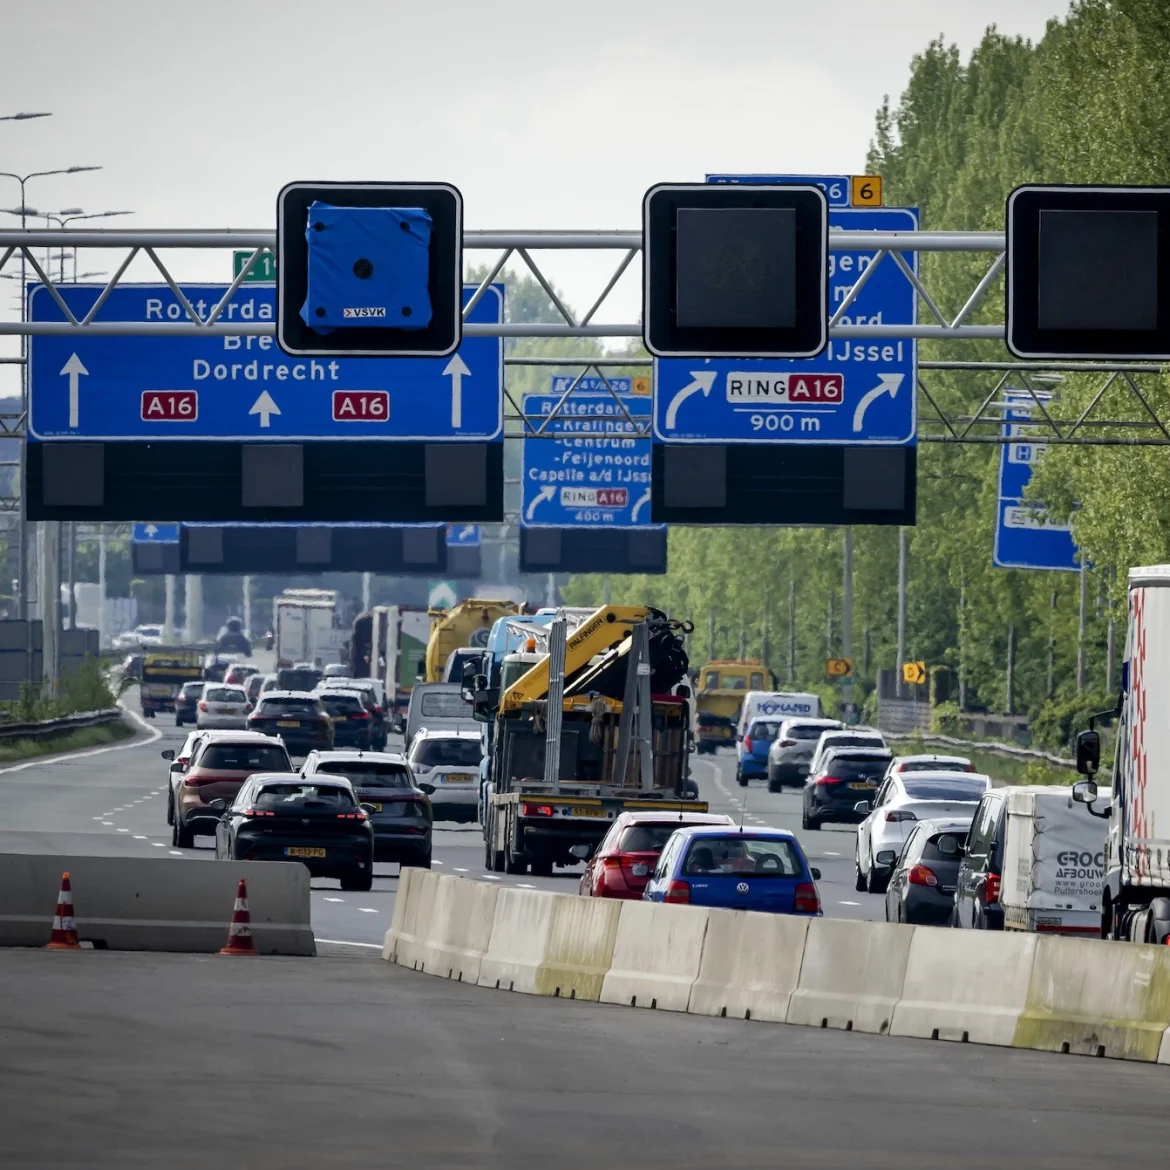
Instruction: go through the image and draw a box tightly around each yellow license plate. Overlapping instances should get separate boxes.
[439,773,473,783]
[365,803,382,812]
[571,806,605,817]
[848,782,874,790]
[278,720,301,728]
[285,847,326,858]
[216,707,236,714]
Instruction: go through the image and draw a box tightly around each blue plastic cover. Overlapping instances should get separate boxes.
[300,201,433,332]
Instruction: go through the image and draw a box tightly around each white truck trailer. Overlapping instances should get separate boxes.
[274,591,339,667]
[1074,563,1170,943]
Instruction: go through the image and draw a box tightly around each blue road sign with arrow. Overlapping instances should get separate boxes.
[446,524,481,547]
[993,395,1079,571]
[521,390,659,529]
[653,206,917,445]
[132,522,180,543]
[28,283,503,442]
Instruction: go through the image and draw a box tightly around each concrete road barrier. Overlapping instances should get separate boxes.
[478,886,558,994]
[892,928,1038,1047]
[534,895,622,1003]
[1014,936,1170,1062]
[688,908,809,1023]
[382,864,420,962]
[601,901,709,1012]
[787,918,914,1035]
[0,853,314,955]
[383,866,439,966]
[413,875,499,985]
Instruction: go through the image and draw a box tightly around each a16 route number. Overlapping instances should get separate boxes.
[333,390,389,422]
[141,391,197,421]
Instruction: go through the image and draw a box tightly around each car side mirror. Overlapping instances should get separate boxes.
[160,749,175,761]
[853,800,872,815]
[418,782,436,795]
[810,867,821,881]
[568,844,592,861]
[208,798,227,812]
[875,850,897,866]
[1076,729,1101,776]
[1072,778,1099,806]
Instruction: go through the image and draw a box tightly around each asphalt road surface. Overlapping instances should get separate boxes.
[1,947,1165,1170]
[0,712,885,946]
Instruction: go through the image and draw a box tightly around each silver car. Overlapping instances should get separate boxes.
[195,684,251,730]
[766,717,843,791]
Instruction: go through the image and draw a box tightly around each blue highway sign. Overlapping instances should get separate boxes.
[706,173,854,208]
[132,522,180,543]
[653,206,917,445]
[993,395,1079,571]
[550,375,632,396]
[28,284,503,442]
[446,523,481,547]
[521,389,658,529]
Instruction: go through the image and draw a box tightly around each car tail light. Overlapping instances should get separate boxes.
[908,864,938,887]
[815,775,844,786]
[601,856,624,870]
[337,811,368,821]
[664,879,690,904]
[244,704,253,714]
[885,810,917,822]
[242,808,275,817]
[794,882,820,913]
[521,803,554,817]
[198,701,208,712]
[352,711,370,720]
[743,735,753,754]
[986,872,1001,905]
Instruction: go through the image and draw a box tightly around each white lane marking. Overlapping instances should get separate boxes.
[116,828,129,833]
[358,907,378,914]
[142,795,152,799]
[168,850,183,856]
[433,860,444,866]
[92,816,103,821]
[101,821,113,826]
[824,851,841,857]
[838,900,861,906]
[113,807,125,811]
[0,698,162,777]
[151,842,166,847]
[517,883,535,889]
[133,835,147,840]
[480,874,501,881]
[454,867,468,872]
[323,897,344,903]
[315,938,382,949]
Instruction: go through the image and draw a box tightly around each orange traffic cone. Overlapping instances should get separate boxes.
[219,878,257,956]
[45,871,82,951]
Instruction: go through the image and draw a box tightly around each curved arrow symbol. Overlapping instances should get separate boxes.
[249,390,281,428]
[61,353,88,429]
[665,371,717,430]
[852,373,904,433]
[631,487,652,524]
[526,484,556,521]
[444,354,471,428]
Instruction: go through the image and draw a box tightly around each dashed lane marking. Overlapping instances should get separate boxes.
[480,874,501,881]
[151,842,166,847]
[101,821,113,826]
[116,828,129,833]
[133,835,147,840]
[358,907,378,914]
[838,900,861,906]
[517,883,535,889]
[315,938,382,949]
[168,850,183,856]
[454,867,468,872]
[323,897,344,903]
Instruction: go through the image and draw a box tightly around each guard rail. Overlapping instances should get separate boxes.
[0,707,125,743]
[883,730,1075,770]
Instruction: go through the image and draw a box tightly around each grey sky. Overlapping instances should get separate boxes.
[0,0,1070,346]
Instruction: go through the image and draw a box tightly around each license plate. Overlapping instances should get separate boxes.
[216,707,236,714]
[439,773,473,783]
[285,847,325,858]
[630,863,649,877]
[570,806,605,817]
[848,782,874,790]
[277,720,301,728]
[365,803,383,812]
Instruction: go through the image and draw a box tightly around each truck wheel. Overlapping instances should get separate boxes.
[483,833,495,871]
[1148,897,1170,944]
[504,851,526,875]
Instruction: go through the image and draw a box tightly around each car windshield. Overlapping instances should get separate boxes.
[245,676,265,697]
[258,698,322,716]
[823,734,882,749]
[253,783,355,811]
[315,761,412,787]
[320,693,363,714]
[205,687,245,703]
[197,744,291,772]
[618,823,709,852]
[419,691,472,718]
[682,836,804,877]
[278,670,321,693]
[747,721,782,741]
[823,757,890,780]
[181,683,204,698]
[899,759,972,773]
[413,738,482,767]
[788,724,833,740]
[902,776,987,801]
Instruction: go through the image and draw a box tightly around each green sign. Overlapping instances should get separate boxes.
[232,250,276,282]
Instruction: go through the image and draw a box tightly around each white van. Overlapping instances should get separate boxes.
[1001,785,1109,936]
[736,691,822,738]
[405,682,477,752]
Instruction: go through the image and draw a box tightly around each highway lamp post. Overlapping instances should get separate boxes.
[41,209,133,281]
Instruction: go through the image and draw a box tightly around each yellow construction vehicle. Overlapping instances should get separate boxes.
[694,658,778,753]
[424,598,524,682]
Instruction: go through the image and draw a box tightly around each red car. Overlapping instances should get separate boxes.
[579,810,735,899]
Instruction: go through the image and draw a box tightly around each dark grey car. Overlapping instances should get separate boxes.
[884,817,972,925]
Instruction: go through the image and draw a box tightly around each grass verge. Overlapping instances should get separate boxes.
[0,719,137,764]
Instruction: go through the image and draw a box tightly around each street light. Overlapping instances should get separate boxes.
[0,112,52,122]
[45,209,134,281]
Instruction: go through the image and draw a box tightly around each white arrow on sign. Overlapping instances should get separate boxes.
[144,524,159,539]
[851,373,904,433]
[60,353,88,429]
[444,354,471,428]
[631,487,652,523]
[526,485,556,521]
[249,390,281,428]
[664,371,717,430]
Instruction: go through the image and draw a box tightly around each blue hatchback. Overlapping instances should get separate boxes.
[735,719,783,786]
[643,826,822,916]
